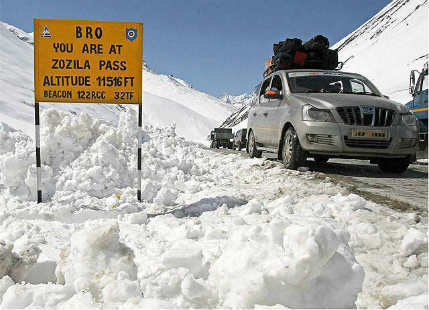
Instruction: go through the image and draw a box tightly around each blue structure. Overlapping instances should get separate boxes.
[406,62,428,150]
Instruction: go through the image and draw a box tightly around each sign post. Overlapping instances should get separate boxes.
[34,19,143,203]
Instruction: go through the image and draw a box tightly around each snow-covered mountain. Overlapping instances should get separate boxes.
[333,0,428,104]
[220,0,428,130]
[219,93,254,106]
[0,21,232,143]
[2,22,34,45]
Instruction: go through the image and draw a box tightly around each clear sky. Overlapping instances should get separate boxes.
[1,0,391,97]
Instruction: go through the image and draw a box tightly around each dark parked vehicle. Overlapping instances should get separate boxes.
[406,62,428,151]
[234,129,247,150]
[210,128,233,149]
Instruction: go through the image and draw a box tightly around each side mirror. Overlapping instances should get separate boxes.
[409,70,419,95]
[383,95,389,99]
[327,82,342,93]
[264,88,282,99]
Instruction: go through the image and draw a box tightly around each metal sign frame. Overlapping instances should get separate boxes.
[33,19,143,203]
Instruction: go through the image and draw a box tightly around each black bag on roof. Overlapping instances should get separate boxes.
[264,34,339,76]
[273,38,302,55]
[303,35,330,53]
[323,49,339,70]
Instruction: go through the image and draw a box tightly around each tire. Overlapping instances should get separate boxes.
[248,130,262,158]
[215,141,219,149]
[237,142,242,151]
[314,155,329,164]
[281,127,306,169]
[378,158,410,174]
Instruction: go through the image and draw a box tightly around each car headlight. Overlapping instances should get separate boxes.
[401,113,417,126]
[302,105,335,122]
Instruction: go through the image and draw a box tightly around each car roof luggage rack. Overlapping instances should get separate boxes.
[263,35,343,77]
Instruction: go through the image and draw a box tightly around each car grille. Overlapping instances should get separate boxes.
[336,107,395,127]
[399,138,416,149]
[344,136,391,149]
[307,134,335,145]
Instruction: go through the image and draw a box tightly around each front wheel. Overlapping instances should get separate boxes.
[247,131,262,158]
[281,127,306,169]
[378,158,410,174]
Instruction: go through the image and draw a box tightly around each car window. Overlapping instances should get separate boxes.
[259,77,271,104]
[350,79,364,93]
[287,72,380,96]
[423,74,428,91]
[271,75,283,91]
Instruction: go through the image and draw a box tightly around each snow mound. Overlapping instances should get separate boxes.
[0,108,200,203]
[208,217,363,308]
[56,222,140,303]
[387,293,428,310]
[2,108,425,308]
[132,199,364,308]
[400,228,428,257]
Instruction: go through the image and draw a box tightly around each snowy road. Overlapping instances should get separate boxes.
[210,147,428,216]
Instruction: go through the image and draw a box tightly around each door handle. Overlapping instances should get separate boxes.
[263,112,268,117]
[253,113,257,116]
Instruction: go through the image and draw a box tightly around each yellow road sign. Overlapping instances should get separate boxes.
[34,19,143,104]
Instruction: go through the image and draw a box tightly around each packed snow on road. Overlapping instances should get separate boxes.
[0,109,427,309]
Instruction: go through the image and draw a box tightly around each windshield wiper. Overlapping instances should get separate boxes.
[342,91,380,97]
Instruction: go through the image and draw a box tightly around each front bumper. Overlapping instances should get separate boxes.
[297,121,417,158]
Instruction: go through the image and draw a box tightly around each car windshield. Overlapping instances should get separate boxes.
[287,71,381,96]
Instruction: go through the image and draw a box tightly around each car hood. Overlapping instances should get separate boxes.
[290,93,408,112]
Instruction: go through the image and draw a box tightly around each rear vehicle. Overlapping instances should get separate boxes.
[247,69,418,173]
[233,129,247,150]
[406,62,428,151]
[210,128,233,149]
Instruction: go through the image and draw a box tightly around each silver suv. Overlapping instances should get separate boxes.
[247,69,418,173]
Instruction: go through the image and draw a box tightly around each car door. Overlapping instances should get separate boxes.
[251,77,271,146]
[266,74,286,147]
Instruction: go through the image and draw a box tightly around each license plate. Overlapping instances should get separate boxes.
[351,128,388,139]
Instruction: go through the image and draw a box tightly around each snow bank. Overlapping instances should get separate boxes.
[0,109,368,308]
[387,293,428,310]
[400,228,427,257]
[56,222,140,303]
[130,211,364,308]
[0,108,195,203]
[279,192,428,308]
[0,108,425,308]
[208,215,363,308]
